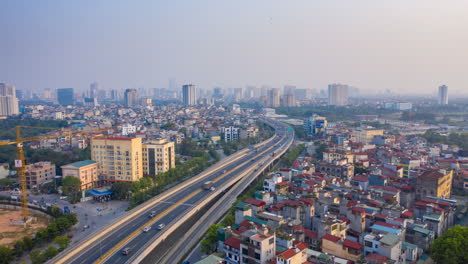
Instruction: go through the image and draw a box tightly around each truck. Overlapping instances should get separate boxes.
[202,181,213,190]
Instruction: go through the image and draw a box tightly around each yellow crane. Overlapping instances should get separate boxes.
[0,125,112,221]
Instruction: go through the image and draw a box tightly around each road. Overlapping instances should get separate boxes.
[50,118,291,264]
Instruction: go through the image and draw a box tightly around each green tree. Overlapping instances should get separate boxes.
[0,246,14,264]
[429,225,468,264]
[42,246,58,260]
[54,217,71,233]
[201,224,221,253]
[30,249,45,264]
[62,176,81,202]
[63,213,78,226]
[54,236,71,251]
[47,205,63,218]
[110,182,132,200]
[22,236,34,251]
[34,228,49,244]
[14,240,25,257]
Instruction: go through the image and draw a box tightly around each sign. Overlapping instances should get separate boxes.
[14,160,22,168]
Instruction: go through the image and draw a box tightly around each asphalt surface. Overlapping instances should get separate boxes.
[64,119,291,264]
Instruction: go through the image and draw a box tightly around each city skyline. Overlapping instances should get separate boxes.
[1,1,468,95]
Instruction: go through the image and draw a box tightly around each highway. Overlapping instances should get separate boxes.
[50,118,292,264]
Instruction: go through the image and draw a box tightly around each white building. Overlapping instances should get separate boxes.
[223,126,240,141]
[121,124,137,136]
[0,83,19,116]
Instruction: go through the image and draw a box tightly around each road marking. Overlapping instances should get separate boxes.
[157,201,194,206]
[94,140,279,264]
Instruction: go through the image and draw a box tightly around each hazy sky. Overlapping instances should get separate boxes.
[1,0,468,94]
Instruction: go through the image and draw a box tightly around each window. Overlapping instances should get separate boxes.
[254,253,260,260]
[242,248,248,255]
[269,238,274,245]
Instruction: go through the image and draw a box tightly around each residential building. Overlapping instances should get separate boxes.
[267,88,280,107]
[352,127,384,144]
[438,85,448,105]
[415,169,453,200]
[57,88,74,106]
[223,126,240,141]
[276,242,308,264]
[142,138,175,176]
[321,234,363,261]
[61,160,98,191]
[0,83,19,116]
[364,233,404,264]
[328,83,349,106]
[224,237,241,264]
[91,136,143,182]
[239,227,276,264]
[121,124,137,136]
[182,84,197,106]
[25,161,56,189]
[124,88,138,107]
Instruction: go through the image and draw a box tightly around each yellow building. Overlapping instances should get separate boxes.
[352,127,384,144]
[61,160,98,191]
[321,234,363,262]
[416,169,453,200]
[142,138,175,176]
[91,136,143,182]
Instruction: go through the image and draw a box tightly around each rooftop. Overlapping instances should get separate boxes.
[63,160,97,168]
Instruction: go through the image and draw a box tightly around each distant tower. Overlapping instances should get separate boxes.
[438,85,448,105]
[182,84,197,106]
[0,83,19,116]
[57,88,74,106]
[328,84,349,106]
[124,88,138,107]
[90,82,99,98]
[268,88,280,107]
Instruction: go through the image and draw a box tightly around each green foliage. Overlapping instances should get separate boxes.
[160,122,177,130]
[42,246,58,261]
[14,240,25,257]
[201,224,221,253]
[281,144,305,167]
[47,205,63,218]
[422,130,468,151]
[54,236,70,251]
[62,176,81,201]
[30,249,45,264]
[111,182,132,200]
[315,143,328,160]
[0,118,68,141]
[429,225,468,264]
[221,214,235,227]
[22,237,34,251]
[401,111,436,122]
[0,246,14,264]
[0,178,15,188]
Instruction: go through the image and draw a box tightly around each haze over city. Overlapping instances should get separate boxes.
[2,0,468,95]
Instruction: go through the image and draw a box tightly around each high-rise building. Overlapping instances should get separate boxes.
[281,94,296,107]
[25,161,56,189]
[234,88,243,102]
[438,85,448,105]
[182,84,197,106]
[90,82,99,98]
[124,88,138,107]
[142,138,175,176]
[91,136,143,182]
[57,88,74,106]
[328,84,349,106]
[267,88,280,107]
[283,85,296,96]
[0,83,19,116]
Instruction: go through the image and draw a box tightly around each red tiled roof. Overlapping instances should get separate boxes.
[366,253,389,263]
[278,248,296,259]
[244,198,266,207]
[343,239,363,250]
[321,234,341,243]
[304,229,318,239]
[294,241,309,251]
[92,136,134,141]
[224,237,241,249]
[353,176,368,182]
[299,198,314,206]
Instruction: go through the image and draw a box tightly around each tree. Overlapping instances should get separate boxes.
[111,182,132,200]
[201,224,221,253]
[62,176,81,201]
[42,246,58,260]
[30,249,45,264]
[0,246,14,264]
[34,228,49,244]
[54,217,71,233]
[429,225,468,264]
[54,236,71,251]
[22,236,34,251]
[14,240,25,256]
[63,213,78,226]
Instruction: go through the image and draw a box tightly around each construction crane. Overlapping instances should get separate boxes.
[0,125,112,221]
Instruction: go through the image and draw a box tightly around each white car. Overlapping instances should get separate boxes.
[210,187,216,191]
[157,223,166,230]
[143,226,152,232]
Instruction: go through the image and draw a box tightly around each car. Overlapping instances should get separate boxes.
[143,226,152,232]
[59,196,67,200]
[149,211,156,218]
[122,247,132,255]
[210,187,216,191]
[157,223,165,230]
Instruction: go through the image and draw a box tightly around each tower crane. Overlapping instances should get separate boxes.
[0,125,112,221]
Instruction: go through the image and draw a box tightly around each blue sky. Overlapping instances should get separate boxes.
[1,0,468,94]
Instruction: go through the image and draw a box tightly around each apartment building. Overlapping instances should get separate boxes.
[142,138,175,176]
[415,169,453,200]
[91,136,143,182]
[352,127,384,144]
[61,160,98,191]
[239,226,276,264]
[25,161,56,189]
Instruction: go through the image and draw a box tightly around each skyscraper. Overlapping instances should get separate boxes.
[57,88,74,106]
[124,88,138,107]
[90,82,99,98]
[182,84,197,106]
[438,85,448,105]
[268,88,280,107]
[0,83,19,116]
[328,84,349,106]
